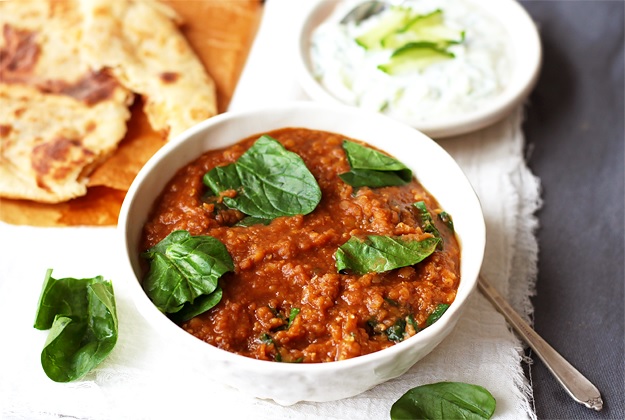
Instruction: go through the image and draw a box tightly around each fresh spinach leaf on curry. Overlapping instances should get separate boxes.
[339,139,412,188]
[203,134,322,220]
[140,128,460,363]
[335,235,440,274]
[141,230,233,323]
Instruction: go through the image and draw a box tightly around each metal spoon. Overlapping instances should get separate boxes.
[478,275,603,411]
[340,1,390,24]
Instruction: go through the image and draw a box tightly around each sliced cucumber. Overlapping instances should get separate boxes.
[377,42,455,75]
[381,9,464,50]
[355,6,413,50]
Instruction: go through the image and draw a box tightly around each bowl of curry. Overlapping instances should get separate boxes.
[118,102,485,405]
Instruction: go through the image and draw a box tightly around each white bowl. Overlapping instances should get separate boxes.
[294,0,542,139]
[118,102,485,405]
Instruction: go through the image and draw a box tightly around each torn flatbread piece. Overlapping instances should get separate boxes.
[79,0,218,140]
[0,0,132,203]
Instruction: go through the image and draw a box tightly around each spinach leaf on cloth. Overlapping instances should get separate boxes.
[203,135,322,220]
[141,230,233,320]
[339,140,412,188]
[335,235,440,274]
[391,381,496,420]
[34,269,118,382]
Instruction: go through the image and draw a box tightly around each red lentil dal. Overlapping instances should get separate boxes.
[141,128,460,363]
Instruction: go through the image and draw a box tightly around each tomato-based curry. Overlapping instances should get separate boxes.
[141,128,460,362]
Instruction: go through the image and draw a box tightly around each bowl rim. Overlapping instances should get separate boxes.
[294,0,542,139]
[118,101,486,373]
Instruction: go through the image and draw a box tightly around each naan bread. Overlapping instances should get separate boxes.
[0,0,133,203]
[0,84,131,203]
[79,0,218,140]
[0,0,218,203]
[0,0,260,224]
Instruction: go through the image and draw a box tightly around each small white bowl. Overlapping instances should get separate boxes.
[294,0,542,138]
[118,102,485,405]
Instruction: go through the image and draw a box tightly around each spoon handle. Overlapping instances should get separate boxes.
[477,276,603,411]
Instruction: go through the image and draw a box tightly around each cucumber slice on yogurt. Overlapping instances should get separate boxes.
[377,42,455,75]
[355,7,413,50]
[382,9,465,49]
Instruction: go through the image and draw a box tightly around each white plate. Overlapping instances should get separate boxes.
[294,0,542,138]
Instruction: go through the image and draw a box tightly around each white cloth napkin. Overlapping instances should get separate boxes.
[0,1,541,419]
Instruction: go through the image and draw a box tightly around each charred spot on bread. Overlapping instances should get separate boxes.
[0,24,41,80]
[160,71,180,84]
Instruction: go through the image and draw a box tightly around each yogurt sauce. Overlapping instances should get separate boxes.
[310,0,511,125]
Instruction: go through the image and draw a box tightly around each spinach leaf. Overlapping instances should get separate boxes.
[339,140,412,188]
[366,319,383,335]
[203,163,241,196]
[260,308,301,362]
[407,314,420,333]
[414,201,441,239]
[384,297,400,307]
[169,287,223,324]
[386,318,407,342]
[141,230,233,317]
[203,135,322,220]
[260,333,275,346]
[235,216,272,227]
[438,211,455,232]
[260,333,283,361]
[335,235,440,274]
[390,382,496,420]
[368,314,419,342]
[34,269,118,382]
[287,307,300,327]
[426,303,450,326]
[271,306,301,332]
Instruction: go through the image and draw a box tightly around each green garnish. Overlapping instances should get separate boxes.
[335,235,440,274]
[367,314,420,342]
[414,200,444,249]
[141,230,234,322]
[438,211,455,232]
[339,140,412,188]
[407,314,420,333]
[414,201,441,237]
[287,307,301,327]
[34,269,118,382]
[384,297,400,307]
[203,135,322,220]
[260,333,275,346]
[386,318,407,342]
[270,306,301,332]
[426,303,450,326]
[235,216,272,227]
